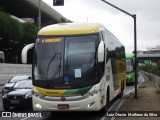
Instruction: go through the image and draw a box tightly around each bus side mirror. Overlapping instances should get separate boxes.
[21,43,35,64]
[98,41,105,62]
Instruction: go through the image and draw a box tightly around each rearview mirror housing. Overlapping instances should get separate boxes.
[98,41,105,62]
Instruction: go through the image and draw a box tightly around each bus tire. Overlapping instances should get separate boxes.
[107,87,110,105]
[119,81,124,98]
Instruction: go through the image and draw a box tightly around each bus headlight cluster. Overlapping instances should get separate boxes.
[87,89,100,97]
[32,91,45,98]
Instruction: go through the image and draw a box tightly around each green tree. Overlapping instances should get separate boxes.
[60,17,67,23]
[0,11,23,42]
[141,64,160,77]
[22,22,38,43]
[0,11,38,44]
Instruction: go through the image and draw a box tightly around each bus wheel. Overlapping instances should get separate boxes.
[106,88,110,105]
[119,81,124,98]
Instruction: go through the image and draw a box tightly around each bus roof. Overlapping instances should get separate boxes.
[38,23,101,36]
[126,53,134,58]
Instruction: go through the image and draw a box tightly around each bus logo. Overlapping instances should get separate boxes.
[61,97,65,101]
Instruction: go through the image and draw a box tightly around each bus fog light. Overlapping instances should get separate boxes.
[88,102,95,108]
[35,103,42,109]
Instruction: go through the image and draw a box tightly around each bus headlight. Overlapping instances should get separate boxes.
[87,89,100,97]
[32,91,45,98]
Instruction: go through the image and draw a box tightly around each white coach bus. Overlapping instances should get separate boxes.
[22,23,126,111]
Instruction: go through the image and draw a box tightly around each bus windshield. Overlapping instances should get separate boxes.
[33,34,99,89]
[126,59,134,73]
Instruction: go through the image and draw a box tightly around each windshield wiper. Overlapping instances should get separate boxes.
[58,54,62,77]
[49,54,62,79]
[46,53,61,80]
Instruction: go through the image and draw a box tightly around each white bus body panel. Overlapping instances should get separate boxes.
[32,84,104,111]
[33,93,102,111]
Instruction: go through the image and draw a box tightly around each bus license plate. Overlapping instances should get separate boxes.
[57,104,69,109]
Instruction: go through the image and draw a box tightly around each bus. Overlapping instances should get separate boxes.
[21,23,126,111]
[125,53,135,83]
[0,51,5,63]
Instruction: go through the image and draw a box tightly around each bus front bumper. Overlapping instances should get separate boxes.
[32,93,103,111]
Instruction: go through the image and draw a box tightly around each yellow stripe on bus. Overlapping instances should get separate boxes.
[34,86,66,96]
[34,86,79,96]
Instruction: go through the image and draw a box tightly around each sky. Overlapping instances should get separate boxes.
[42,0,160,53]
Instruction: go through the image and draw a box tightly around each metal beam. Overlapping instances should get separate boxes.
[101,0,138,98]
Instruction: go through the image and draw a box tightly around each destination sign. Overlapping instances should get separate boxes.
[42,38,61,43]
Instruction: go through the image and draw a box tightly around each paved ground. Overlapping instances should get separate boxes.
[114,79,160,120]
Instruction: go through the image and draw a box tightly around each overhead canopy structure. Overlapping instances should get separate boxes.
[137,54,160,59]
[0,0,67,24]
[138,54,160,67]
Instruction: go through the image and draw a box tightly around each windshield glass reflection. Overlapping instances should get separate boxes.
[14,80,32,89]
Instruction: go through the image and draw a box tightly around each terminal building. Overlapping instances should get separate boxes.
[0,0,69,64]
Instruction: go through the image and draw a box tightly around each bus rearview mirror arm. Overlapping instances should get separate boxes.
[21,43,35,64]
